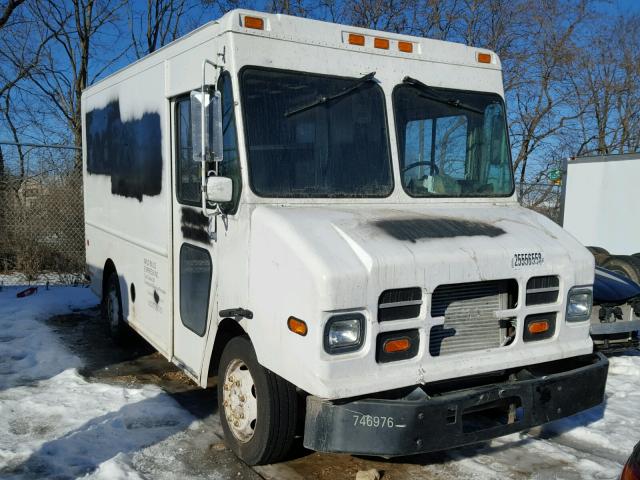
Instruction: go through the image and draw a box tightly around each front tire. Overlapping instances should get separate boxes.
[218,336,298,465]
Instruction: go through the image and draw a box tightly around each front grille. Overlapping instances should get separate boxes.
[378,287,422,322]
[526,276,559,305]
[429,280,516,356]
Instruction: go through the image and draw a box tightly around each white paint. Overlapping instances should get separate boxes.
[82,9,595,404]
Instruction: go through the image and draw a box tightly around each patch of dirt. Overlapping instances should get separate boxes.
[47,308,194,393]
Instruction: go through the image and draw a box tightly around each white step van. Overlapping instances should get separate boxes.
[83,9,608,465]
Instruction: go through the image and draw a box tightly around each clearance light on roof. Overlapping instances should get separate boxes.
[477,52,492,64]
[243,16,264,30]
[398,41,413,53]
[348,33,365,46]
[345,32,415,53]
[374,38,389,50]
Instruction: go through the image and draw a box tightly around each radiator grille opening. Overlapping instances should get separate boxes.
[526,276,559,305]
[429,280,517,356]
[378,287,422,322]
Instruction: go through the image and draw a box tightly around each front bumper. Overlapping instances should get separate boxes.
[303,353,608,457]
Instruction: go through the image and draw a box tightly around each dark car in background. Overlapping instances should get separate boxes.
[591,266,640,352]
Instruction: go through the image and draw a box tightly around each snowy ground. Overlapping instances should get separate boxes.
[0,272,86,288]
[0,285,637,480]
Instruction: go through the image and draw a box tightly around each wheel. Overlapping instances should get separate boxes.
[586,246,610,266]
[103,271,129,342]
[218,336,298,465]
[602,255,640,284]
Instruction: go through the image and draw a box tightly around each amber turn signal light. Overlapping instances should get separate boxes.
[398,41,413,53]
[376,329,419,363]
[348,33,365,46]
[527,320,549,335]
[383,337,411,353]
[288,316,308,336]
[244,16,264,30]
[477,52,492,63]
[374,38,389,49]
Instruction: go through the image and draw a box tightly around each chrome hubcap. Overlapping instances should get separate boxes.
[222,359,257,442]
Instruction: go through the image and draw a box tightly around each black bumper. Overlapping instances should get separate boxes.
[303,353,608,456]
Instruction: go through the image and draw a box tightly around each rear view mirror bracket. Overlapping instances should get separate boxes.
[190,59,227,226]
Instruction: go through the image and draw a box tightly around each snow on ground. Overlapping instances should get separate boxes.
[0,284,638,480]
[0,272,85,288]
[0,286,214,480]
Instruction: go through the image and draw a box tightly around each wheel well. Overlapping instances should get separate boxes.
[208,318,247,377]
[102,259,116,301]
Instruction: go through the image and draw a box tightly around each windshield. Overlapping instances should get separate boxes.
[393,83,514,197]
[240,68,393,197]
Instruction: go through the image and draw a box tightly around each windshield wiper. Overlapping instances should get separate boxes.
[402,76,484,115]
[285,72,377,118]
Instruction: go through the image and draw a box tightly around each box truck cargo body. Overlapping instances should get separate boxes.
[562,153,640,256]
[83,10,608,465]
[561,153,640,350]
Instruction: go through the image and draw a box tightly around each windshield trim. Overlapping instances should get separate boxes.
[392,83,516,199]
[238,65,395,199]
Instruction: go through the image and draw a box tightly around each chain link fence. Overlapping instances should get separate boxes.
[0,144,85,287]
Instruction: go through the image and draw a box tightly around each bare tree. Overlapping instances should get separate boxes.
[129,0,191,58]
[27,0,125,172]
[570,14,640,156]
[0,0,53,101]
[1,88,26,184]
[269,0,312,16]
[494,1,590,198]
[0,0,25,29]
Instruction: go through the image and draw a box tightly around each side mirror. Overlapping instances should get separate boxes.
[205,176,232,204]
[190,88,223,163]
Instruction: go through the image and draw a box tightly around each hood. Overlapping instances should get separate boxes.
[249,202,594,311]
[594,266,640,305]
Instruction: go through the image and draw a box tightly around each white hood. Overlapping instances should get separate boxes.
[251,203,593,308]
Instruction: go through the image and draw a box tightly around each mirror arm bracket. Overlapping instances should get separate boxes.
[200,59,223,220]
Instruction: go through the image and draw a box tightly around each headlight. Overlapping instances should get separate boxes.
[566,287,593,322]
[324,314,365,354]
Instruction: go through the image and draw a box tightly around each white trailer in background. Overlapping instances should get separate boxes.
[561,153,640,258]
[83,9,608,465]
[561,153,640,350]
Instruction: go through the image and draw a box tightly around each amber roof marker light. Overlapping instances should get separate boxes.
[374,38,390,50]
[477,52,493,64]
[243,16,265,30]
[398,41,414,53]
[348,33,366,46]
